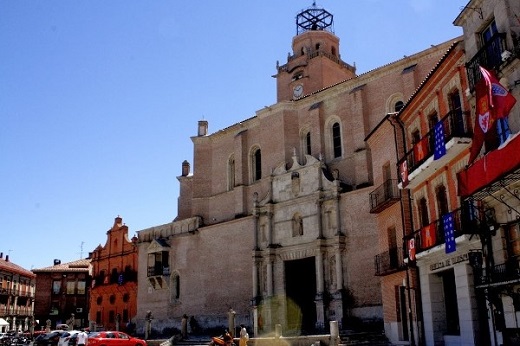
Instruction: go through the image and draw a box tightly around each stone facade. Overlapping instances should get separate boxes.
[135,4,459,338]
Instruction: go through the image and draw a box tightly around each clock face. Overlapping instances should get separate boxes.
[293,84,303,98]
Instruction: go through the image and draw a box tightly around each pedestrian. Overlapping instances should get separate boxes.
[239,324,249,346]
[189,316,198,335]
[181,314,188,340]
[77,329,88,346]
[227,308,236,338]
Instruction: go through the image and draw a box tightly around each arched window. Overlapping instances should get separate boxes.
[315,43,321,51]
[252,148,262,182]
[228,155,235,191]
[171,272,180,301]
[306,132,311,155]
[332,122,342,158]
[331,46,337,56]
[394,101,404,112]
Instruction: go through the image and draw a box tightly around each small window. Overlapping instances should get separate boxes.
[52,281,61,295]
[253,148,262,181]
[228,155,235,191]
[305,132,311,155]
[394,101,404,112]
[332,122,342,158]
[109,294,116,304]
[292,71,303,81]
[77,281,86,295]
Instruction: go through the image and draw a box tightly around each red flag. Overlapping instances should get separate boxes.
[421,224,436,249]
[399,160,409,187]
[408,238,416,262]
[469,78,494,163]
[479,66,517,119]
[413,137,428,162]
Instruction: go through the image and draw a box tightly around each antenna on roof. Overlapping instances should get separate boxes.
[79,241,85,258]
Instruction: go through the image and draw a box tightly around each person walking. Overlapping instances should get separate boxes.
[239,324,249,346]
[227,308,236,338]
[181,314,188,340]
[77,329,88,346]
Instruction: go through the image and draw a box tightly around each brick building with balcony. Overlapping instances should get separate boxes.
[88,216,138,332]
[456,0,520,345]
[365,0,520,345]
[0,253,35,334]
[32,258,90,331]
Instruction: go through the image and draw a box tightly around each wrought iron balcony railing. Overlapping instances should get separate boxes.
[397,110,472,186]
[374,246,406,276]
[369,179,400,213]
[466,33,507,91]
[474,260,520,287]
[147,265,170,277]
[405,206,484,256]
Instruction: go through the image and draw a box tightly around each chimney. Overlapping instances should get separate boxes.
[0,252,3,259]
[54,259,61,265]
[5,255,9,262]
[182,160,190,177]
[198,120,208,136]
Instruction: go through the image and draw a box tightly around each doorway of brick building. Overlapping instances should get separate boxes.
[285,257,317,335]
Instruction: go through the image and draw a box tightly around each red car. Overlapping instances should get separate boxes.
[87,331,147,346]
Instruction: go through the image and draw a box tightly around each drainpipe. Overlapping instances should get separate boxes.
[387,113,417,346]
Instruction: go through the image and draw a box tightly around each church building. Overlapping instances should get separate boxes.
[135,4,457,337]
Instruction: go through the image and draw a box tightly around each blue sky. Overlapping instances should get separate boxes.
[1,0,466,270]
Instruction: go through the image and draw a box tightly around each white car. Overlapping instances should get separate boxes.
[59,331,81,346]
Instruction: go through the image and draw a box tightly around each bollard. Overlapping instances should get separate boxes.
[330,321,340,346]
[275,324,282,338]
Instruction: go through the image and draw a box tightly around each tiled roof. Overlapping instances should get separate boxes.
[31,258,91,273]
[0,257,35,278]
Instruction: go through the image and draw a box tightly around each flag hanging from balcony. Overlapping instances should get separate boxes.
[469,66,517,163]
[434,120,446,160]
[421,224,436,249]
[443,212,456,254]
[479,66,517,119]
[408,238,416,262]
[414,137,428,163]
[399,160,409,187]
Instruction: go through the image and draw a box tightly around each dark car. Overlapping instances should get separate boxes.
[87,332,146,346]
[33,331,67,346]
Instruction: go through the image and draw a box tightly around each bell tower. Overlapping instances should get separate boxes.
[275,4,356,102]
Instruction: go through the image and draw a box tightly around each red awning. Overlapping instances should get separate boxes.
[458,133,520,198]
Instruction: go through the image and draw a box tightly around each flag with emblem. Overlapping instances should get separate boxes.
[434,120,446,160]
[414,137,428,163]
[408,238,416,262]
[479,66,516,119]
[443,212,456,254]
[421,224,436,249]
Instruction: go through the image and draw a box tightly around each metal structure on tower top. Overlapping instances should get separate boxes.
[296,2,334,35]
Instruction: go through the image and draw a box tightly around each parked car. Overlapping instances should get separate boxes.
[87,332,146,346]
[33,331,67,346]
[58,332,80,346]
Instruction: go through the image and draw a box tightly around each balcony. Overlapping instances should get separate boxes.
[466,33,507,91]
[369,179,400,213]
[474,260,520,288]
[374,246,406,276]
[147,265,170,277]
[398,110,472,189]
[406,206,484,257]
